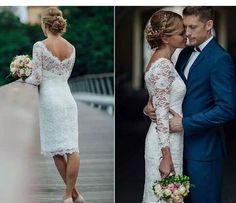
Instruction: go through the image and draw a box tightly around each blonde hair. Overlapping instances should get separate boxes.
[145,10,182,49]
[41,7,67,35]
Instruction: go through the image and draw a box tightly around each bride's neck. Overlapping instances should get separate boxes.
[155,46,176,60]
[46,32,61,40]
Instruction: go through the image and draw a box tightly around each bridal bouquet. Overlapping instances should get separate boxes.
[9,55,32,81]
[153,174,190,203]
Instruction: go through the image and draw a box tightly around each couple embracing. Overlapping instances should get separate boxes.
[143,6,235,203]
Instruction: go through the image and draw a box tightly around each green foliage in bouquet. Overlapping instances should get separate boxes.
[157,174,190,186]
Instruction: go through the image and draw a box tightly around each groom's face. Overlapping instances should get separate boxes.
[183,15,212,46]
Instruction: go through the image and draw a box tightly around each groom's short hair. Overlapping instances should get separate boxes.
[183,6,215,22]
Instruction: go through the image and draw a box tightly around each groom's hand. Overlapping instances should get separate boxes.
[143,97,156,121]
[169,109,183,133]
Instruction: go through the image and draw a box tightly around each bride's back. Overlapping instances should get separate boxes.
[42,37,74,62]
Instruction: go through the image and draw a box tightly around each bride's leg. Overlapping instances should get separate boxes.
[53,154,79,199]
[64,152,80,199]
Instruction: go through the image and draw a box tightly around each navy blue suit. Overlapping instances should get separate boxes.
[175,38,236,203]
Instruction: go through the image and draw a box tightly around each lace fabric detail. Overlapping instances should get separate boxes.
[42,148,79,157]
[40,41,75,75]
[25,41,75,85]
[143,58,186,202]
[145,58,176,148]
[25,42,43,85]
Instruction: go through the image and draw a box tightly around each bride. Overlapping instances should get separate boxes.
[143,10,186,202]
[24,7,84,203]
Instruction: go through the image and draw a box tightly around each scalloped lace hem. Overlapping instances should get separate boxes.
[41,148,79,157]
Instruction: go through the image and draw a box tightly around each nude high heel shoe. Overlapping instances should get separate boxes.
[73,194,85,203]
[62,197,73,203]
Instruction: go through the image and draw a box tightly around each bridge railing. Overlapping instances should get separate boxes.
[69,73,114,115]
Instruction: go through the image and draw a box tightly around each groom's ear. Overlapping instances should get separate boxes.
[205,20,214,31]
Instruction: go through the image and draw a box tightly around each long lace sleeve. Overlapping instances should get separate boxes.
[151,60,175,148]
[25,42,42,85]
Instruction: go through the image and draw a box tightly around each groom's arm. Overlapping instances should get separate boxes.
[183,53,236,135]
[143,96,156,122]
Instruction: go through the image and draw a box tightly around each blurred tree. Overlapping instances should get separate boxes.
[61,6,114,76]
[0,10,31,85]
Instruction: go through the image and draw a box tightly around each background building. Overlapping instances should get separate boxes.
[27,6,47,25]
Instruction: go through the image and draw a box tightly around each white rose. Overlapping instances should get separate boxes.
[25,68,32,76]
[164,188,172,196]
[10,65,16,73]
[179,185,186,195]
[15,59,20,65]
[186,184,190,190]
[173,189,181,196]
[19,69,24,75]
[155,184,162,192]
[154,184,163,197]
[28,61,32,68]
[173,195,183,203]
[14,62,19,69]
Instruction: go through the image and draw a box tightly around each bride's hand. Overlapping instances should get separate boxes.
[159,157,175,178]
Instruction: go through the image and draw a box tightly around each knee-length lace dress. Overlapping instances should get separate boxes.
[143,58,186,203]
[25,41,79,157]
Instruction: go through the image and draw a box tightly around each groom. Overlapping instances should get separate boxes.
[144,6,236,203]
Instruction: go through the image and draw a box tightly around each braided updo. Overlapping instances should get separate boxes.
[41,7,67,35]
[145,10,182,49]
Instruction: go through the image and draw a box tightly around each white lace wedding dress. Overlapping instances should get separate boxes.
[143,58,186,203]
[25,41,79,157]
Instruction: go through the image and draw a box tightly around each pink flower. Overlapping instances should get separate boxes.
[16,70,20,77]
[168,183,176,192]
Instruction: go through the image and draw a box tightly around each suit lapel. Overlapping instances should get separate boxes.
[187,49,206,80]
[178,47,194,84]
[187,38,216,82]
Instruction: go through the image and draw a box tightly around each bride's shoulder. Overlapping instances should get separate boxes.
[33,41,44,49]
[158,58,173,66]
[152,58,174,70]
[60,38,75,50]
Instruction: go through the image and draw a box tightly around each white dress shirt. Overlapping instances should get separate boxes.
[184,36,214,79]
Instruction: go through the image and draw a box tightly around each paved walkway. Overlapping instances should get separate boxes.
[0,81,114,203]
[32,100,114,203]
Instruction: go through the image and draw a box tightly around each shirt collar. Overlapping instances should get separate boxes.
[198,35,214,52]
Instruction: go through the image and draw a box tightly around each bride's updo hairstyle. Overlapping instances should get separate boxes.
[145,10,182,49]
[41,7,67,35]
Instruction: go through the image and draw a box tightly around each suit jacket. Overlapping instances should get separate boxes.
[176,38,236,161]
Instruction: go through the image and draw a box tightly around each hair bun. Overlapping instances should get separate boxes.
[50,16,67,34]
[41,7,67,35]
[144,10,182,49]
[145,25,161,49]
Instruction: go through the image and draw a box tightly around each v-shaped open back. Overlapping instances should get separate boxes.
[40,41,75,63]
